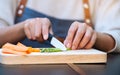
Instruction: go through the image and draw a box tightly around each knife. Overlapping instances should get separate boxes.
[47,34,67,51]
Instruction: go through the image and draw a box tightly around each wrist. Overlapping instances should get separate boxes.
[93,32,115,52]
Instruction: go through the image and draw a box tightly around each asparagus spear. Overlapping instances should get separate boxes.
[40,48,70,53]
[40,48,62,52]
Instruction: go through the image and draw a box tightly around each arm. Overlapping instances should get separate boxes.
[0,18,51,47]
[0,0,52,47]
[93,0,120,52]
[0,22,25,47]
[0,0,23,47]
[94,32,115,52]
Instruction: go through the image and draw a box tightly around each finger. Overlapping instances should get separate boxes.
[34,18,45,42]
[24,22,32,39]
[71,23,86,50]
[34,18,42,39]
[29,19,36,40]
[85,31,97,49]
[79,26,93,49]
[64,21,78,48]
[42,18,51,40]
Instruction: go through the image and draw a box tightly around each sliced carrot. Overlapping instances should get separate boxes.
[2,48,27,55]
[2,42,41,55]
[17,42,27,47]
[2,51,12,54]
[26,47,40,53]
[26,47,33,54]
[17,42,34,54]
[32,48,40,52]
[17,42,40,52]
[2,43,28,52]
[16,42,40,53]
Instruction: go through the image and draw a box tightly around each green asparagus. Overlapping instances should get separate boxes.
[40,48,70,53]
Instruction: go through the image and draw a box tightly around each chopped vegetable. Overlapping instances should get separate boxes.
[67,48,71,50]
[1,42,71,55]
[40,48,63,52]
[30,48,40,52]
[17,42,40,53]
[2,42,40,55]
[2,48,27,55]
[17,42,27,47]
[2,43,28,52]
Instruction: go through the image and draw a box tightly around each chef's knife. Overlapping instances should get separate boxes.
[48,34,67,51]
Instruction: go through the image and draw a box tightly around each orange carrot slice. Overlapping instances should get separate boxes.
[2,48,27,55]
[17,42,40,52]
[32,48,40,52]
[17,42,33,53]
[17,42,27,47]
[2,43,28,52]
[2,42,40,55]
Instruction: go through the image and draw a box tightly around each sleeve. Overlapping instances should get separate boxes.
[0,0,18,27]
[93,0,120,53]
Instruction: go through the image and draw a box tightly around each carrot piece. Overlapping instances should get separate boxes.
[32,48,40,52]
[26,47,33,54]
[2,52,12,54]
[17,42,27,47]
[17,42,40,52]
[2,43,28,52]
[16,42,40,53]
[26,48,40,53]
[2,48,27,55]
[2,42,40,55]
[17,42,33,54]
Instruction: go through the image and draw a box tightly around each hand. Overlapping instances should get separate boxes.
[64,21,97,50]
[23,18,51,42]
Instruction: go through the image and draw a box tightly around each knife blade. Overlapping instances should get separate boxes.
[48,34,67,51]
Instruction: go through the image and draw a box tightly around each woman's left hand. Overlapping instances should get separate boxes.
[64,21,97,50]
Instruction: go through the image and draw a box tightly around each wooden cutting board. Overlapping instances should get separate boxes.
[0,49,107,65]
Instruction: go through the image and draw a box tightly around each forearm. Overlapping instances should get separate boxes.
[94,32,115,52]
[0,22,25,47]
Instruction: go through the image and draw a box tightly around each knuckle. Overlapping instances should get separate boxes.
[68,29,75,34]
[35,34,40,38]
[43,18,49,22]
[36,17,40,20]
[87,26,93,31]
[24,23,29,30]
[77,29,84,35]
[72,21,80,26]
[73,21,79,24]
[85,34,91,39]
[42,18,51,25]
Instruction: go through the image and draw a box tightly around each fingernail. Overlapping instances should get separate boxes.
[44,34,48,40]
[67,43,71,48]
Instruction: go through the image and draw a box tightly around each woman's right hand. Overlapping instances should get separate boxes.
[23,18,51,42]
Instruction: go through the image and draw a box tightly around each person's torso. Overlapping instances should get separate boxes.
[26,0,97,20]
